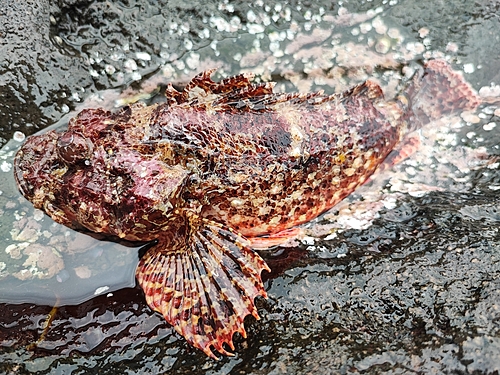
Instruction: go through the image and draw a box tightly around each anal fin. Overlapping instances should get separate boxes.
[249,227,305,250]
[136,211,270,358]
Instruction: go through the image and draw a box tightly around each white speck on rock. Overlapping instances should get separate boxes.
[375,38,391,54]
[359,23,372,34]
[446,42,459,53]
[124,59,138,72]
[483,122,496,131]
[408,191,427,197]
[75,266,92,279]
[382,197,397,210]
[461,112,481,124]
[95,286,110,295]
[324,233,337,241]
[247,24,265,34]
[105,64,116,75]
[184,39,193,50]
[1,161,12,172]
[247,10,257,23]
[135,52,151,61]
[479,84,500,97]
[372,17,387,35]
[186,52,200,70]
[388,27,403,41]
[13,131,25,142]
[130,72,142,81]
[71,92,81,102]
[418,27,430,38]
[33,209,45,221]
[463,63,475,74]
[302,236,315,245]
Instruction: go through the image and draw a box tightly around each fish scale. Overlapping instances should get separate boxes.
[14,60,479,358]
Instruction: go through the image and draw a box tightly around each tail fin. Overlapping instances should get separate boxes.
[405,60,480,129]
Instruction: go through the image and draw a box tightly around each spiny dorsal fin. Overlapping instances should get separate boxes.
[165,69,257,106]
[136,210,269,358]
[164,70,328,112]
[340,80,385,102]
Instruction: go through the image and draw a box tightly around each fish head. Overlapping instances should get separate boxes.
[14,108,189,241]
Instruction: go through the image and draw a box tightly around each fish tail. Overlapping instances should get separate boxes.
[402,60,480,131]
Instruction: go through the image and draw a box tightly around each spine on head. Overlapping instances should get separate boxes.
[403,60,480,131]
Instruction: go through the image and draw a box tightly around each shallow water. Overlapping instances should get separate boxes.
[1,0,499,374]
[0,121,142,306]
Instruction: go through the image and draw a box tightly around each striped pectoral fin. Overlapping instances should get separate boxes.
[135,215,270,359]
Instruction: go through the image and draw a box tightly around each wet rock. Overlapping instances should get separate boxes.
[389,0,500,88]
[0,0,93,144]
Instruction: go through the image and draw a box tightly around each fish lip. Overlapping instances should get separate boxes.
[13,131,59,200]
[13,148,32,198]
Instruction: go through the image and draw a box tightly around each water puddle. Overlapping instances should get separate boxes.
[0,121,142,306]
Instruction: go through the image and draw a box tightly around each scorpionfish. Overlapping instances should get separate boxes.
[14,60,479,358]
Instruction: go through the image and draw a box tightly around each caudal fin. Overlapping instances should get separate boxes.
[136,212,269,359]
[406,60,480,129]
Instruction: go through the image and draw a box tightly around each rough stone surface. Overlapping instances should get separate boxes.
[0,0,93,144]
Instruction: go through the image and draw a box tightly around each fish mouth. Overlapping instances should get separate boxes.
[13,131,61,201]
[13,147,32,199]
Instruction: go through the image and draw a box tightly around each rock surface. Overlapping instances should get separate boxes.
[0,0,499,374]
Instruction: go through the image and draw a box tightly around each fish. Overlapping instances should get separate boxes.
[14,60,479,358]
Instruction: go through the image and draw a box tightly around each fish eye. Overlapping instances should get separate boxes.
[56,131,92,165]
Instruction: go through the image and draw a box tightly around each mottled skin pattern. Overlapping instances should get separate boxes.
[14,60,479,358]
[150,78,399,237]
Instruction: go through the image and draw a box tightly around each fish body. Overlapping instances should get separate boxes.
[14,61,479,358]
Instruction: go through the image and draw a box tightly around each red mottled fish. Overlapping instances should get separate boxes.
[14,60,479,358]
